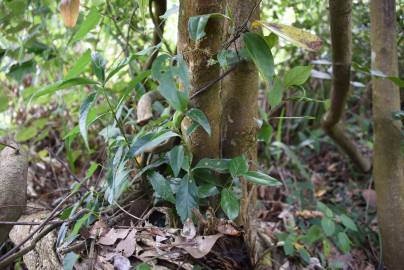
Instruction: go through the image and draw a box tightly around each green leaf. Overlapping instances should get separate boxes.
[186,108,211,136]
[106,56,134,82]
[132,131,179,156]
[198,184,219,198]
[147,171,175,203]
[158,72,189,112]
[337,232,351,254]
[284,66,312,87]
[268,78,284,107]
[220,188,239,220]
[79,92,97,149]
[168,145,184,177]
[229,155,249,178]
[258,122,273,142]
[65,49,92,79]
[91,52,106,83]
[263,33,279,48]
[188,14,228,41]
[298,248,311,264]
[71,7,102,43]
[321,217,335,236]
[33,77,99,99]
[317,202,333,218]
[63,252,79,270]
[0,94,9,112]
[242,171,282,186]
[15,126,38,142]
[193,158,230,173]
[136,263,152,270]
[339,214,358,232]
[176,175,198,222]
[243,32,274,84]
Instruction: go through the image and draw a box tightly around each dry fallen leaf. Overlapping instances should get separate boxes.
[98,228,130,246]
[89,220,108,239]
[181,218,196,240]
[362,189,377,208]
[113,255,131,270]
[217,220,241,236]
[176,234,223,259]
[116,229,137,257]
[59,0,80,28]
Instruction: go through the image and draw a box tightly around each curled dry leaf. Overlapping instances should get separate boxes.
[252,21,323,52]
[116,229,137,257]
[216,219,241,236]
[98,228,130,246]
[89,220,108,239]
[181,218,196,240]
[296,210,324,219]
[59,0,80,28]
[176,234,223,259]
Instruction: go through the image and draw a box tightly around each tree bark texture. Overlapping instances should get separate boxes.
[221,0,260,264]
[370,0,404,269]
[322,0,371,172]
[178,0,224,162]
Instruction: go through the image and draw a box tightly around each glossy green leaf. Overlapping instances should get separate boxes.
[193,158,230,173]
[188,13,228,41]
[65,49,91,79]
[79,92,97,149]
[136,263,152,270]
[229,155,249,178]
[168,145,184,177]
[284,66,312,87]
[176,175,198,222]
[242,171,282,186]
[133,131,179,156]
[63,252,79,270]
[71,7,101,43]
[258,122,273,142]
[221,188,239,220]
[321,217,335,236]
[186,108,211,136]
[243,32,274,84]
[158,72,189,112]
[148,171,175,203]
[106,56,134,82]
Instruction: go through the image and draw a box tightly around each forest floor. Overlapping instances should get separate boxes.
[1,134,380,270]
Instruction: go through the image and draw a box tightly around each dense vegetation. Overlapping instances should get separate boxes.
[0,0,403,269]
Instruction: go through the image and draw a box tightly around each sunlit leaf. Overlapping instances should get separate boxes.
[253,21,323,52]
[268,78,284,107]
[15,126,38,142]
[79,92,97,149]
[65,49,91,79]
[71,6,101,43]
[91,52,106,83]
[33,77,99,99]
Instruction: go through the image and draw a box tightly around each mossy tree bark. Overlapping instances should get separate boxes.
[370,0,404,269]
[322,0,371,172]
[177,0,224,162]
[221,0,260,264]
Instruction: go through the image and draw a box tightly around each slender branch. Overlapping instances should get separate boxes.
[0,142,18,151]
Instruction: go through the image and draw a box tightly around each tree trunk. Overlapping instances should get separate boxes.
[177,0,224,162]
[370,0,404,269]
[322,0,371,172]
[221,0,260,264]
